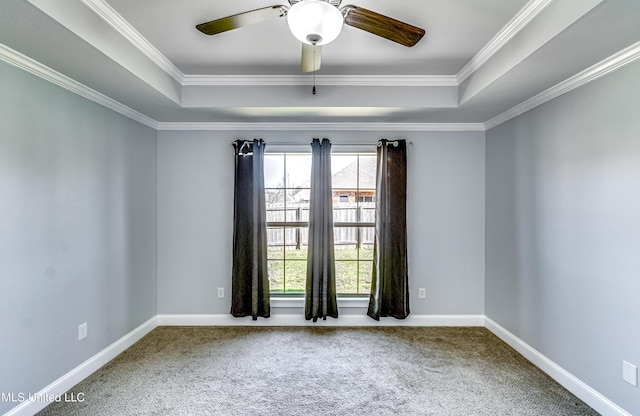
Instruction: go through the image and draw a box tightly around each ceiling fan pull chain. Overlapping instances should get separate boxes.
[313,45,317,95]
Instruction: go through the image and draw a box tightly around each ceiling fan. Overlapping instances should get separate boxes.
[195,0,426,72]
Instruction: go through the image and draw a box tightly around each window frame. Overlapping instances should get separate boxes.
[264,144,377,298]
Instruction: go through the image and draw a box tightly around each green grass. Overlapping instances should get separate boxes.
[268,247,373,295]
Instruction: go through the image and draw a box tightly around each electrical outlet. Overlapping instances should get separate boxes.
[78,322,87,341]
[217,287,224,298]
[418,288,426,299]
[623,361,638,387]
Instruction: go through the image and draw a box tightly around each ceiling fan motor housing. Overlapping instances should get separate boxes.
[287,0,344,46]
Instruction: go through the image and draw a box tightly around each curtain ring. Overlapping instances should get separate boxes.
[379,140,399,147]
[239,141,253,156]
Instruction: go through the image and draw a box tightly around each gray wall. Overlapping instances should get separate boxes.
[0,61,157,414]
[486,60,640,414]
[157,130,485,316]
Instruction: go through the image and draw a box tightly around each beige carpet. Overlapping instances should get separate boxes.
[37,327,598,415]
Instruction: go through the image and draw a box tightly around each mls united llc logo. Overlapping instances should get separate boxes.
[1,392,85,403]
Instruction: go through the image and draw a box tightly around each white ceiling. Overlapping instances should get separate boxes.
[1,0,639,128]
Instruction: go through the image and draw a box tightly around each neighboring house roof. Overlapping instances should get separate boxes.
[331,157,376,190]
[280,156,377,205]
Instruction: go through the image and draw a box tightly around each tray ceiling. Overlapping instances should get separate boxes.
[1,0,639,128]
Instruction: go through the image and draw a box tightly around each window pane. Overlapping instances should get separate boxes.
[287,189,309,210]
[290,206,309,223]
[267,227,284,252]
[336,261,358,294]
[264,154,284,188]
[267,209,285,223]
[286,154,312,188]
[267,234,284,260]
[299,227,309,250]
[359,205,376,223]
[359,247,374,261]
[335,244,357,261]
[334,205,358,223]
[358,155,377,190]
[285,208,303,222]
[360,227,375,256]
[266,189,285,222]
[285,241,307,260]
[358,261,373,293]
[284,227,300,248]
[284,260,306,293]
[335,227,358,252]
[268,260,284,293]
[268,247,284,260]
[332,155,357,190]
[266,207,285,223]
[286,190,309,222]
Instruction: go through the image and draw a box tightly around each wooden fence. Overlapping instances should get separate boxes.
[267,203,375,250]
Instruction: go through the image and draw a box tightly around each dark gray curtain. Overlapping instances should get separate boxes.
[368,139,409,320]
[231,139,270,320]
[305,138,338,321]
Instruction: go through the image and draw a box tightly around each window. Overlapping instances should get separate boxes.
[265,152,376,295]
[264,153,310,295]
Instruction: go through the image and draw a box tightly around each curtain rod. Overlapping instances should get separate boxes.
[230,140,413,146]
[377,140,414,147]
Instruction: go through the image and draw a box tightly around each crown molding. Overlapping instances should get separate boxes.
[182,74,459,87]
[156,122,485,132]
[484,40,640,130]
[0,40,477,133]
[0,43,158,129]
[456,0,554,84]
[81,0,184,83]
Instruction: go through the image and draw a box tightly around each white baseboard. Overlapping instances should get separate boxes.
[4,316,157,416]
[156,313,485,327]
[484,317,632,416]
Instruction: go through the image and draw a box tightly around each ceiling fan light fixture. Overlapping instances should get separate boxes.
[287,0,344,46]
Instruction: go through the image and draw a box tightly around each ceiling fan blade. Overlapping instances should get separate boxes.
[301,43,322,73]
[196,6,287,36]
[342,5,425,47]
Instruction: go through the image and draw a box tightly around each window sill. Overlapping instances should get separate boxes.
[271,296,369,309]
